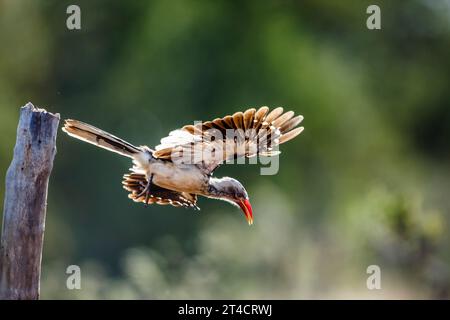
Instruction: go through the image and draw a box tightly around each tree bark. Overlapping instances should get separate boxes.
[0,103,60,300]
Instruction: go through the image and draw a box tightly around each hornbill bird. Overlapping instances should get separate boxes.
[62,107,304,225]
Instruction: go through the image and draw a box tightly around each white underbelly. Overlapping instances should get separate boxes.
[153,162,206,193]
[131,152,207,193]
[149,162,206,194]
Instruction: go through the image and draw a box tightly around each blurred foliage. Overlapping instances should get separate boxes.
[1,0,450,299]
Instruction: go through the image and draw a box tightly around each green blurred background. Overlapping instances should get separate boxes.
[1,0,450,299]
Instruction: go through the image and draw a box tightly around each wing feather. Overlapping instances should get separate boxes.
[264,107,284,123]
[123,173,199,209]
[243,108,256,130]
[280,115,304,134]
[279,126,304,144]
[153,107,304,173]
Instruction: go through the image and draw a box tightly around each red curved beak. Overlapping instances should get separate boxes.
[238,199,253,225]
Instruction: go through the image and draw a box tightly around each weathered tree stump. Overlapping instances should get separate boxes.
[0,103,60,300]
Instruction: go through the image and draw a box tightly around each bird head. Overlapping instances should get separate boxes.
[207,177,253,225]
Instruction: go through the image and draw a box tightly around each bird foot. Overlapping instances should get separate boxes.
[137,174,153,206]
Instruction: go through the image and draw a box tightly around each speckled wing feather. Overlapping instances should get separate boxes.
[122,173,199,210]
[153,106,304,173]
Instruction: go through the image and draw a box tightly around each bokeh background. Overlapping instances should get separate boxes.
[1,0,450,299]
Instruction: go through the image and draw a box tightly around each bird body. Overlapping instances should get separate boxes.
[63,107,304,225]
[132,151,208,195]
[151,162,208,195]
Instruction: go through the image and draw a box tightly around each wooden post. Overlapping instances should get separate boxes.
[0,103,60,300]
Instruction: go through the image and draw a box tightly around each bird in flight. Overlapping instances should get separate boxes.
[62,107,304,225]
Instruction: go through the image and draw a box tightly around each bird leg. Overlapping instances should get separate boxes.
[137,174,154,206]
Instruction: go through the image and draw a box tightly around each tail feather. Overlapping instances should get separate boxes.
[62,119,141,158]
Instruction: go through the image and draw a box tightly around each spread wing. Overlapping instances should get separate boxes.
[153,106,304,174]
[122,173,199,210]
